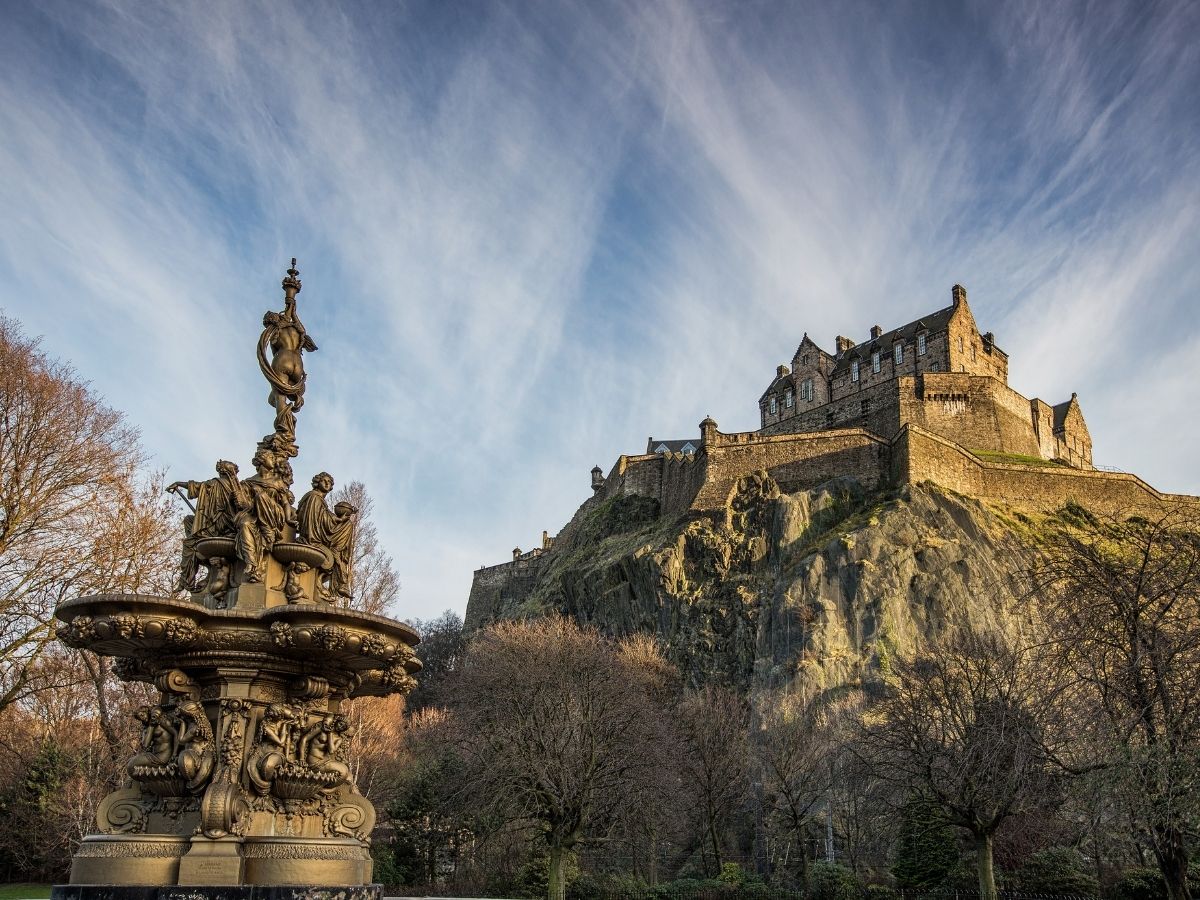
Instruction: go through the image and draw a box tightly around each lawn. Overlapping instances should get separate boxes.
[0,885,52,900]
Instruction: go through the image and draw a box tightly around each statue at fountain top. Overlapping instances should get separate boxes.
[258,258,317,441]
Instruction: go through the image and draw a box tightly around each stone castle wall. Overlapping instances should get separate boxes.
[760,378,902,441]
[464,551,550,631]
[898,373,1045,457]
[895,425,1199,516]
[692,429,891,510]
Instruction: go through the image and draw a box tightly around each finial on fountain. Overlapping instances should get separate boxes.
[282,257,301,295]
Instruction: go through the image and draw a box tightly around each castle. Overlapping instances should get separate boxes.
[755,284,1091,469]
[470,284,1196,622]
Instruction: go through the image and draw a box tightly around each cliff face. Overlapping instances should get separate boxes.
[466,473,1035,694]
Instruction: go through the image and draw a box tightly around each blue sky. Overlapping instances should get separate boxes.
[1,0,1198,620]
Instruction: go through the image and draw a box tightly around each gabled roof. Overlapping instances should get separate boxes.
[793,333,831,360]
[829,304,957,377]
[1052,394,1079,431]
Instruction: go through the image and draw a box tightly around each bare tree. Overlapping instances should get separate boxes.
[755,693,835,883]
[0,315,165,712]
[1038,511,1200,900]
[862,630,1066,900]
[676,685,751,875]
[405,610,466,713]
[447,617,676,900]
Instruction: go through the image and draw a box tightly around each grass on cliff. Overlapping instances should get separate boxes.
[520,494,684,613]
[971,449,1067,468]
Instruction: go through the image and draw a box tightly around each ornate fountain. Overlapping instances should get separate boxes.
[53,261,419,900]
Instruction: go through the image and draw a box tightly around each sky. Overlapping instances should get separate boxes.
[1,0,1198,622]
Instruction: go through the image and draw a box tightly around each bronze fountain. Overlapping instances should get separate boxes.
[53,261,419,899]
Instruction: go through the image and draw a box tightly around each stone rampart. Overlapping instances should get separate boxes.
[897,425,1199,516]
[898,373,1045,458]
[692,428,890,510]
[464,551,551,631]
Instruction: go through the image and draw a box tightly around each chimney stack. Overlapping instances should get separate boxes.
[776,364,790,378]
[870,325,882,340]
[952,284,967,307]
[835,335,855,354]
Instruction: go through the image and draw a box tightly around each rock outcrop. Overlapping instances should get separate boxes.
[466,473,1037,695]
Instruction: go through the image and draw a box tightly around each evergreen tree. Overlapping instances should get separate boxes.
[891,797,959,889]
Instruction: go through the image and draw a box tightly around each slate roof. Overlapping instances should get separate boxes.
[758,374,793,403]
[828,304,957,378]
[647,438,699,455]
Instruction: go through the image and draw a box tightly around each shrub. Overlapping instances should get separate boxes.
[369,843,404,889]
[569,872,650,900]
[1110,868,1168,900]
[807,862,863,900]
[1015,847,1099,897]
[720,863,749,886]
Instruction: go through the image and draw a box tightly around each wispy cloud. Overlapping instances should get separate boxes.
[1,0,1196,617]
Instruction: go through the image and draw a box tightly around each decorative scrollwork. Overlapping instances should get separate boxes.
[96,787,148,835]
[325,791,375,842]
[157,668,200,699]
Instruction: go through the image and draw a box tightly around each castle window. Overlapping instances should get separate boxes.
[769,396,777,414]
[851,360,860,382]
[929,362,939,372]
[918,333,927,355]
[801,354,810,367]
[784,389,794,408]
[894,343,903,365]
[802,378,814,402]
[871,351,880,373]
[861,399,871,415]
[958,336,964,353]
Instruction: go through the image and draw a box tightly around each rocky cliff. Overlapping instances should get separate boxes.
[465,472,1038,695]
